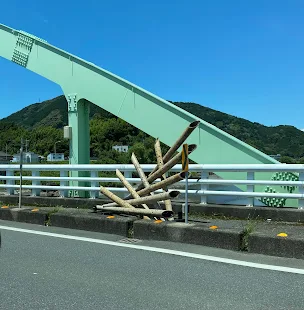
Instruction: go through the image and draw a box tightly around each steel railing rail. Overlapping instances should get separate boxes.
[0,163,303,208]
[1,163,304,172]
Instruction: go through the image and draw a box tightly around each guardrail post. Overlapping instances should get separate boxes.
[31,170,40,196]
[247,172,254,207]
[90,171,99,199]
[123,170,132,197]
[299,172,304,209]
[6,170,14,195]
[60,170,68,198]
[200,170,208,204]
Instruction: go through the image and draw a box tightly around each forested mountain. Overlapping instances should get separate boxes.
[1,96,111,129]
[172,102,304,161]
[0,95,303,163]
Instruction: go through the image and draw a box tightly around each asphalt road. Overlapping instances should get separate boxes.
[0,220,303,310]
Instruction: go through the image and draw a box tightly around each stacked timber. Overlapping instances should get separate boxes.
[95,121,200,220]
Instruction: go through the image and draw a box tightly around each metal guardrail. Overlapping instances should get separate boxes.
[0,164,303,209]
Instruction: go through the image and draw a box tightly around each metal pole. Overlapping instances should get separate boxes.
[184,171,189,223]
[19,138,24,209]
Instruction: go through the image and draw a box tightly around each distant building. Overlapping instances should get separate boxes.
[12,152,40,163]
[269,154,281,160]
[0,151,13,164]
[112,145,129,153]
[39,155,46,162]
[47,153,65,162]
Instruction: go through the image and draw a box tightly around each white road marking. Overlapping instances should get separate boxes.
[1,225,303,275]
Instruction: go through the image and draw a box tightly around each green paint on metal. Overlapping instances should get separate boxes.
[68,97,90,198]
[0,23,299,207]
[19,30,48,43]
[261,172,299,207]
[12,32,34,67]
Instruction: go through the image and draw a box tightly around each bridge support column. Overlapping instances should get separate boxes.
[67,94,90,198]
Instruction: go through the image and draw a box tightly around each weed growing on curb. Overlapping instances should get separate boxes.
[127,226,134,238]
[45,206,62,226]
[241,219,257,251]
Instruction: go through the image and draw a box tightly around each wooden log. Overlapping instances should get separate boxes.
[148,120,200,176]
[100,186,134,209]
[125,144,196,199]
[137,172,188,197]
[116,169,149,210]
[99,190,180,208]
[96,206,173,218]
[155,138,172,212]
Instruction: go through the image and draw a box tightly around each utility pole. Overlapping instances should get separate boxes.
[25,139,30,153]
[54,140,61,156]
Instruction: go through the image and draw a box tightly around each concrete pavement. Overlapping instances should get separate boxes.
[0,220,303,310]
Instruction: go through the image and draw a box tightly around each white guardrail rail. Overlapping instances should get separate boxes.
[0,164,303,209]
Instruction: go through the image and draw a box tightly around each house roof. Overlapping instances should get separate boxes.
[0,151,12,156]
[48,153,65,156]
[12,152,39,157]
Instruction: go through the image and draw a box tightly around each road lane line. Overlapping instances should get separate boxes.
[1,224,303,275]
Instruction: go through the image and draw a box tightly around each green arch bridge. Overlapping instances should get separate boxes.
[0,23,298,207]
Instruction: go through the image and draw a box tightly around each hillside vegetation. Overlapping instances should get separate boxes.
[0,95,303,164]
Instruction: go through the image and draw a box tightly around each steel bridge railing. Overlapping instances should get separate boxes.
[0,164,303,209]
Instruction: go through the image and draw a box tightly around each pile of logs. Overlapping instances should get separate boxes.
[95,120,199,220]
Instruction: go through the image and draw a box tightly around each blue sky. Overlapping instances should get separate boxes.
[1,0,304,129]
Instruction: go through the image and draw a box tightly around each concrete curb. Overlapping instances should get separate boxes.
[49,212,136,237]
[248,234,304,259]
[1,206,304,260]
[0,196,304,223]
[175,204,304,223]
[133,220,243,251]
[247,223,304,259]
[0,207,48,225]
[0,207,136,237]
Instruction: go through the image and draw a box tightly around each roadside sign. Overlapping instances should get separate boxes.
[182,144,189,172]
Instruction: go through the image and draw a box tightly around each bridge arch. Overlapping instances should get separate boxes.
[2,23,294,205]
